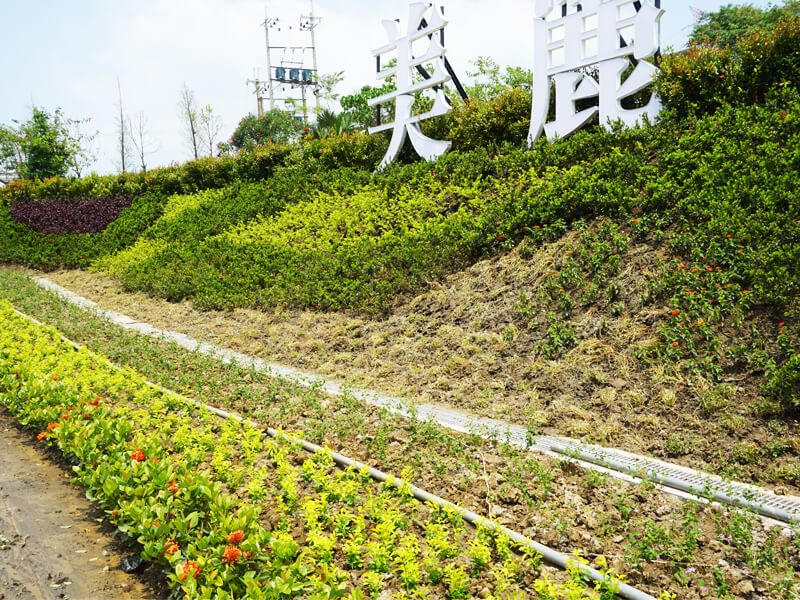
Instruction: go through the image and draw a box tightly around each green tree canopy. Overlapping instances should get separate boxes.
[225,111,302,152]
[690,0,800,47]
[0,107,86,181]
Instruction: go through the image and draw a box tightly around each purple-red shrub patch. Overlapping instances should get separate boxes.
[9,194,134,234]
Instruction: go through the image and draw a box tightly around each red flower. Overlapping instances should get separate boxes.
[691,268,699,273]
[672,341,679,347]
[51,374,58,380]
[131,449,146,462]
[61,413,71,420]
[671,309,680,316]
[89,396,100,407]
[497,234,503,241]
[37,432,47,441]
[164,540,179,555]
[779,322,785,328]
[46,422,59,431]
[227,530,245,544]
[182,560,202,580]
[83,412,91,420]
[312,174,318,179]
[222,545,242,564]
[169,481,179,493]
[782,114,787,120]
[678,264,686,269]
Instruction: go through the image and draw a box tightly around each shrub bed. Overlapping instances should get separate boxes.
[9,193,134,234]
[0,301,641,599]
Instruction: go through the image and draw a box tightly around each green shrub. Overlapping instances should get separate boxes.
[655,16,800,117]
[423,87,532,152]
[764,355,800,413]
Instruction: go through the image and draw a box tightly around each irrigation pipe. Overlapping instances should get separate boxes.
[8,307,657,600]
[551,443,798,524]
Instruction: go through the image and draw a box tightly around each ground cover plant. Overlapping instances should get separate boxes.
[0,299,646,600]
[1,269,799,599]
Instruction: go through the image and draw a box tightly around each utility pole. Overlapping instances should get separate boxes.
[306,0,320,111]
[257,3,321,123]
[246,78,265,116]
[262,8,277,111]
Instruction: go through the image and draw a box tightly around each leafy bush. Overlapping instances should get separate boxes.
[764,355,800,413]
[423,87,532,152]
[655,16,800,117]
[9,194,133,234]
[227,111,302,151]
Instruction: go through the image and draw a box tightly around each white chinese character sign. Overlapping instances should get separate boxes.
[368,2,453,169]
[528,0,665,144]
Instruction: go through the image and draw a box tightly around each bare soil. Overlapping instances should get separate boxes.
[0,408,168,600]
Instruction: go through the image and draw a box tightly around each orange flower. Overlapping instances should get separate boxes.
[671,309,680,316]
[182,560,202,580]
[37,432,47,441]
[227,530,245,544]
[46,422,59,431]
[222,545,242,564]
[164,540,179,555]
[672,341,679,347]
[169,481,179,493]
[131,449,146,462]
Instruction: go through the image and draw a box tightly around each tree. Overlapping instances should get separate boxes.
[465,56,532,102]
[340,83,397,130]
[316,71,345,110]
[690,0,800,47]
[128,112,159,173]
[64,116,98,178]
[223,111,302,152]
[115,78,132,173]
[197,105,223,157]
[179,83,200,160]
[0,107,77,180]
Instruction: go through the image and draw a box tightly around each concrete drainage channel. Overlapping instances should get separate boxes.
[11,306,657,600]
[32,276,800,527]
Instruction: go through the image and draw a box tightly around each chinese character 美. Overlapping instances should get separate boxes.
[368,2,453,169]
[528,0,665,144]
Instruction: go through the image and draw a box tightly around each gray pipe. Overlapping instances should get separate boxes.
[551,443,797,524]
[9,307,656,600]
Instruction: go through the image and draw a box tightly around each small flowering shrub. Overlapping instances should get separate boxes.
[0,301,633,599]
[655,16,800,117]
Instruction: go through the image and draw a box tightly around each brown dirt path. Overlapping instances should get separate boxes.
[0,409,167,600]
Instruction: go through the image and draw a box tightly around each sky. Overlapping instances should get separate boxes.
[0,0,781,175]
